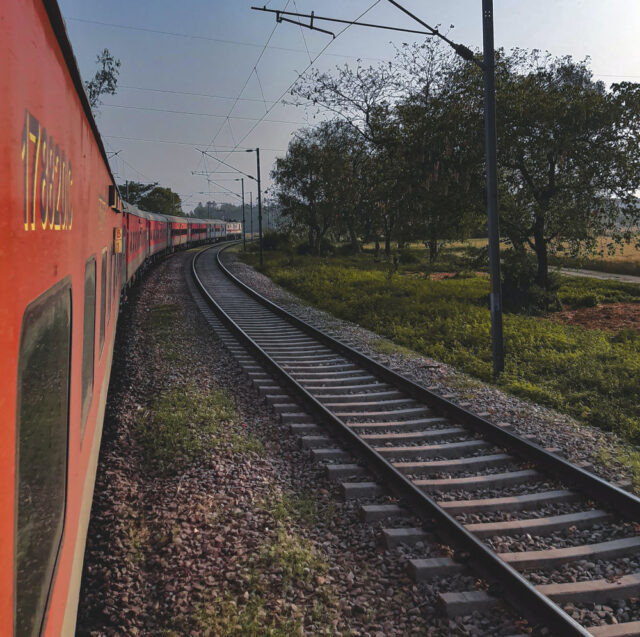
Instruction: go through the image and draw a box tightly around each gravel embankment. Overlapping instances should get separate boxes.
[76,250,525,636]
[223,250,635,488]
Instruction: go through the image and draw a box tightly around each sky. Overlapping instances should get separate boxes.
[58,0,640,213]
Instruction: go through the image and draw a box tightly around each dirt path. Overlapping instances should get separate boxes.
[556,266,640,284]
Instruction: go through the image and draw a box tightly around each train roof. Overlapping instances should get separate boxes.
[122,203,226,226]
[122,202,167,222]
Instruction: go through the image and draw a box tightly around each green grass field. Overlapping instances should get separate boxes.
[239,247,640,445]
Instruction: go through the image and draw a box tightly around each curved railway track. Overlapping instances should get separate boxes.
[191,243,640,637]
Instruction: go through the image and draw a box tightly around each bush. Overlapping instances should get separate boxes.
[502,250,560,314]
[296,237,333,256]
[397,248,421,265]
[262,230,291,251]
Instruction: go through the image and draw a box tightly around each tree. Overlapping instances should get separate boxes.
[272,126,342,254]
[394,44,485,261]
[85,49,121,109]
[481,51,640,288]
[192,201,217,218]
[120,181,183,216]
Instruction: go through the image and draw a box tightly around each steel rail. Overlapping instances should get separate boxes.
[192,245,593,636]
[215,244,640,521]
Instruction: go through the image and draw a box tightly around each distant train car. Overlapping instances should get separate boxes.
[148,211,169,257]
[226,221,242,239]
[124,203,151,283]
[165,214,188,249]
[188,218,208,245]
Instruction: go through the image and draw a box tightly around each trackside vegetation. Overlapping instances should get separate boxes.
[240,249,640,444]
[136,386,264,473]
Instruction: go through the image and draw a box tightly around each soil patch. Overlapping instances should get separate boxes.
[551,303,640,332]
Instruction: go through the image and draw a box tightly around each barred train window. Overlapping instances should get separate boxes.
[108,251,113,325]
[100,249,107,355]
[82,256,96,432]
[15,279,71,637]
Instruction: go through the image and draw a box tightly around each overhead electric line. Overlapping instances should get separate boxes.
[199,0,292,157]
[102,103,305,125]
[119,85,279,104]
[103,134,286,151]
[203,1,383,179]
[64,15,386,62]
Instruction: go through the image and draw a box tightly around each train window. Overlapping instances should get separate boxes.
[106,250,113,325]
[81,256,96,432]
[14,279,71,637]
[99,248,107,355]
[109,250,116,320]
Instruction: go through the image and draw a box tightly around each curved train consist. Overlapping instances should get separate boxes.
[0,1,240,634]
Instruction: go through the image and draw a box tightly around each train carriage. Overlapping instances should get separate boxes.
[148,211,169,257]
[124,204,150,284]
[0,2,125,634]
[188,218,208,245]
[226,222,243,240]
[165,214,188,249]
[0,2,239,635]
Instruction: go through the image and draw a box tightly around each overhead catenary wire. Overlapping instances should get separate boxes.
[292,0,313,64]
[103,134,286,150]
[63,16,387,62]
[119,85,280,104]
[102,103,305,125]
[207,0,383,181]
[200,0,292,157]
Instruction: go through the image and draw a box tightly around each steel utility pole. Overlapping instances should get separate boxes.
[250,192,254,239]
[482,0,504,375]
[256,148,263,267]
[240,178,246,251]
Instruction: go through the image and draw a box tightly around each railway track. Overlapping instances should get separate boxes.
[191,243,640,637]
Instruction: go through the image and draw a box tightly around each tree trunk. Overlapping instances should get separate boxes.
[384,233,391,257]
[427,238,439,263]
[533,217,548,288]
[374,240,380,261]
[348,225,360,254]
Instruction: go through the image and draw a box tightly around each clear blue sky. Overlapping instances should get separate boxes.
[58,0,640,212]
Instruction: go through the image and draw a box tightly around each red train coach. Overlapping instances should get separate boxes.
[0,1,125,635]
[148,211,170,257]
[124,203,150,284]
[165,214,188,248]
[189,219,208,245]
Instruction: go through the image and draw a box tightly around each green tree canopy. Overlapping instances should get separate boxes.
[120,181,183,216]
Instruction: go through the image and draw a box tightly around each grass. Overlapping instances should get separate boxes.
[271,491,318,527]
[182,490,331,637]
[144,304,186,363]
[259,528,327,585]
[136,385,263,473]
[598,447,640,492]
[240,249,640,444]
[189,595,302,637]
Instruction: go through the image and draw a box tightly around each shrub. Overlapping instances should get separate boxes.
[397,248,421,265]
[296,237,333,256]
[262,230,291,251]
[501,250,560,314]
